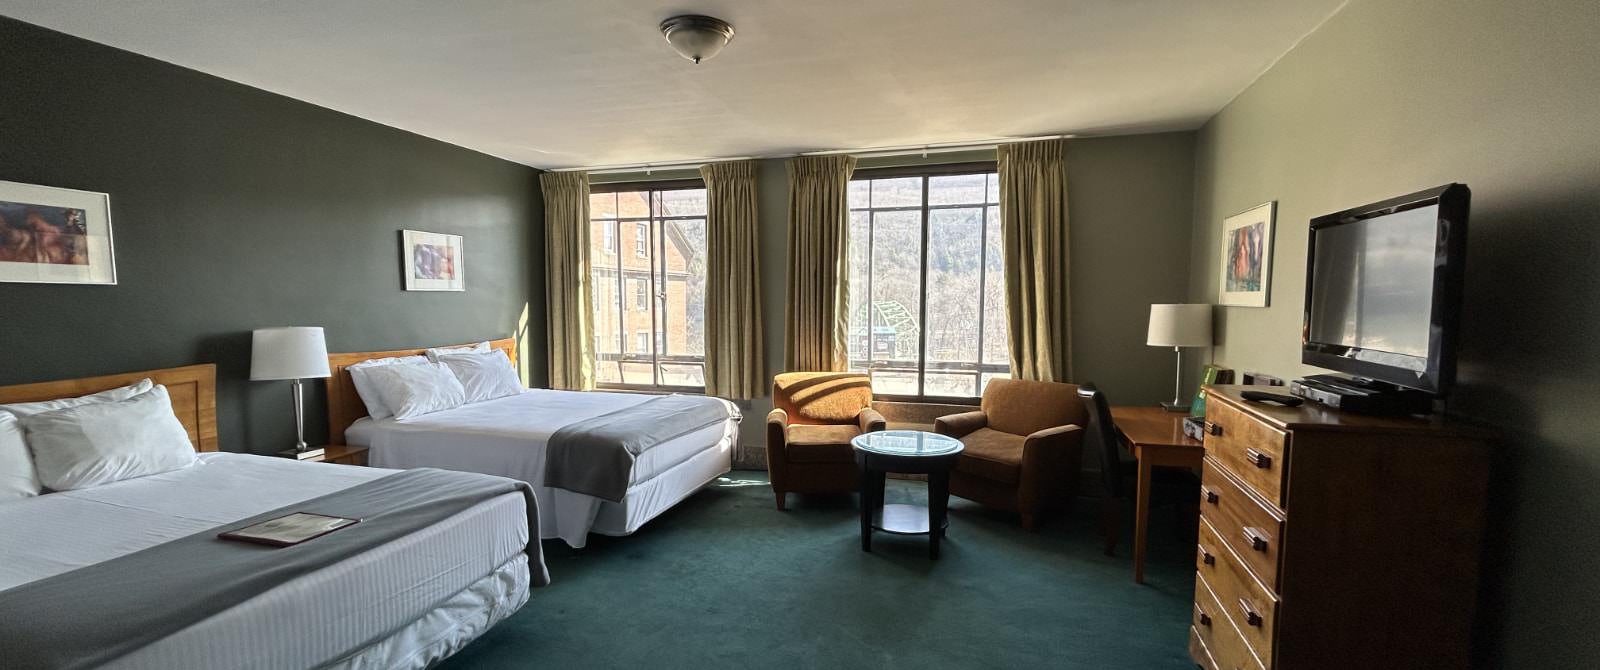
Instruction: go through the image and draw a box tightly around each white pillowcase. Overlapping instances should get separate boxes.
[425,341,491,361]
[0,378,154,417]
[347,355,427,420]
[0,414,42,501]
[358,361,466,420]
[22,385,197,491]
[436,350,524,404]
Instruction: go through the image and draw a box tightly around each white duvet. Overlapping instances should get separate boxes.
[0,452,530,669]
[347,388,738,547]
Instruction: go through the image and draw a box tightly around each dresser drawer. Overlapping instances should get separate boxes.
[1203,399,1289,507]
[1193,571,1268,670]
[1201,457,1284,590]
[1197,516,1277,667]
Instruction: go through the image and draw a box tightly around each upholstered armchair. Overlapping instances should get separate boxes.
[934,378,1087,529]
[766,372,886,510]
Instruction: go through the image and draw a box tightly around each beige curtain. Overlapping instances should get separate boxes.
[700,161,765,399]
[998,139,1072,382]
[782,155,857,372]
[539,171,595,391]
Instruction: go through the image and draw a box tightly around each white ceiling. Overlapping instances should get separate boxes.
[0,0,1346,169]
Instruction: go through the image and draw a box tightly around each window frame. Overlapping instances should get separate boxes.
[589,179,708,393]
[848,161,1006,404]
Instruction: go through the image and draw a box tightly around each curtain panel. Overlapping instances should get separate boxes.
[997,139,1072,382]
[782,155,857,372]
[700,160,765,399]
[539,171,595,391]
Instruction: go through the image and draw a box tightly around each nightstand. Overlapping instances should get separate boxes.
[274,445,369,466]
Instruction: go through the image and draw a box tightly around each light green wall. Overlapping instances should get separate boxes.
[1186,1,1600,666]
[600,135,1197,464]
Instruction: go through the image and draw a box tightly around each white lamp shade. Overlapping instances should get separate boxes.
[250,327,331,380]
[1147,304,1213,348]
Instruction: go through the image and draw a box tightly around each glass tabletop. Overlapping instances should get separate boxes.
[851,430,964,457]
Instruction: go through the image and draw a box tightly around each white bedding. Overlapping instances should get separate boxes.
[347,388,737,548]
[0,452,531,669]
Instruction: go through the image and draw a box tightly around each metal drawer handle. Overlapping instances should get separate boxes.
[1243,527,1270,552]
[1195,604,1212,627]
[1201,486,1220,504]
[1237,598,1263,627]
[1244,447,1273,469]
[1197,544,1216,566]
[1204,421,1224,436]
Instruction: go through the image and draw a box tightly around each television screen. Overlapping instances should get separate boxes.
[1306,204,1440,370]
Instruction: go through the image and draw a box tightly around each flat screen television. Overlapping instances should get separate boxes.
[1301,184,1470,395]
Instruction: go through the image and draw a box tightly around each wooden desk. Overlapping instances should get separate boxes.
[1109,406,1203,584]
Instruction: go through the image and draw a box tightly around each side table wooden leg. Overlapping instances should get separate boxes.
[929,470,950,559]
[860,465,874,552]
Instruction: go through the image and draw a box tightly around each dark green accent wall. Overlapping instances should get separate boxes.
[1185,1,1600,665]
[0,17,547,454]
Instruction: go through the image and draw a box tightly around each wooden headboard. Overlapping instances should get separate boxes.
[0,364,219,452]
[326,338,518,445]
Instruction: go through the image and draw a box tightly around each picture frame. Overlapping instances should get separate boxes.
[1218,201,1276,307]
[401,229,464,291]
[0,180,116,285]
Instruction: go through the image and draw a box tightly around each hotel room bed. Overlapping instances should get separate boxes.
[0,364,544,670]
[345,386,739,548]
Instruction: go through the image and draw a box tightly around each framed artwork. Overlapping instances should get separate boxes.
[401,229,464,291]
[1218,201,1276,307]
[0,180,116,285]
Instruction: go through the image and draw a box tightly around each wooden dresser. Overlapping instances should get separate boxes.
[1187,386,1493,670]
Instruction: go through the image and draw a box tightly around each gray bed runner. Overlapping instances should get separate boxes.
[544,394,733,502]
[0,467,549,670]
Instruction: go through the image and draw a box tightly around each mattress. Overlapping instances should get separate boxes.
[347,388,736,548]
[0,452,530,669]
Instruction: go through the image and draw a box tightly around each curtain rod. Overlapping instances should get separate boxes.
[553,134,1073,174]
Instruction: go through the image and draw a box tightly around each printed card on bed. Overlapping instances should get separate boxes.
[218,512,361,547]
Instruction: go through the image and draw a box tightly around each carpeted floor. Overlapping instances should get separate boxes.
[437,472,1197,669]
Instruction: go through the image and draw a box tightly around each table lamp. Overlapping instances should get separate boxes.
[250,327,331,459]
[1147,304,1213,412]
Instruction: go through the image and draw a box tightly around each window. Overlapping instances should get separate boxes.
[846,165,1008,399]
[588,182,708,390]
[601,225,615,253]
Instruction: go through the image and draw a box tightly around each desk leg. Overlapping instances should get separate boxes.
[1134,451,1153,584]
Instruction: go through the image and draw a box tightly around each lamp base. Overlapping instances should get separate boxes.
[1160,400,1190,413]
[279,446,326,461]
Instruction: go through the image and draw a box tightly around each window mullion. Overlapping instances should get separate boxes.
[916,175,930,398]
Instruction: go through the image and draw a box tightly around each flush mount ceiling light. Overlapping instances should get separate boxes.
[659,15,735,64]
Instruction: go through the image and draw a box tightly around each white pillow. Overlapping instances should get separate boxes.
[0,414,42,501]
[0,378,154,417]
[425,341,491,361]
[358,361,466,420]
[22,385,197,491]
[347,356,427,419]
[437,350,524,404]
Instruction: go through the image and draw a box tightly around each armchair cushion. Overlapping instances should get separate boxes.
[773,372,873,424]
[934,410,987,438]
[981,378,1086,436]
[785,424,861,464]
[954,428,1025,485]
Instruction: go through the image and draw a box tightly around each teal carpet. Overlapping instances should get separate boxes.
[438,472,1196,669]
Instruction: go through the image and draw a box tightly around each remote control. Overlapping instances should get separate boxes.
[1241,390,1304,407]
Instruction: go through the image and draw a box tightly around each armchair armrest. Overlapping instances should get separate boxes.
[934,410,987,438]
[1019,424,1086,510]
[857,407,887,433]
